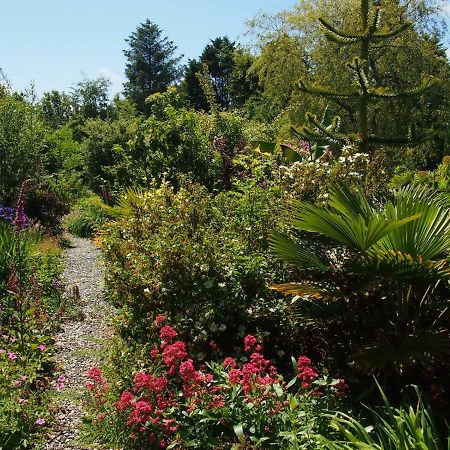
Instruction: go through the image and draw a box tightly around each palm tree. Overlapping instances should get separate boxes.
[270,184,450,375]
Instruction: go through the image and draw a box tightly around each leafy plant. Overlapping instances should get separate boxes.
[319,383,449,449]
[270,183,450,380]
[66,195,109,237]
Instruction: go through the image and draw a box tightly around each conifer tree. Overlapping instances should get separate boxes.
[297,0,435,153]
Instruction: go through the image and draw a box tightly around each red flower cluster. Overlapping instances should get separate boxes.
[85,324,342,448]
[160,325,177,343]
[296,356,318,389]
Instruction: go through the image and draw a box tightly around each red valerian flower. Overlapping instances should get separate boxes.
[150,348,160,358]
[223,357,237,368]
[297,356,312,368]
[179,359,196,381]
[160,326,178,343]
[87,367,105,384]
[244,335,258,352]
[162,341,188,369]
[115,390,134,411]
[154,315,166,326]
[228,368,242,384]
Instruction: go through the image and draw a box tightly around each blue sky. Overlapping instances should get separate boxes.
[2,1,449,98]
[0,0,296,97]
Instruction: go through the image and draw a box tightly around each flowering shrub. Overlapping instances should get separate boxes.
[82,325,346,449]
[102,181,297,362]
[0,198,65,447]
[276,145,389,203]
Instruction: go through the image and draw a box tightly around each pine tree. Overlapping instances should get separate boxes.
[123,20,183,114]
[297,0,435,153]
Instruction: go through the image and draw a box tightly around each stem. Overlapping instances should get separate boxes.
[358,0,370,153]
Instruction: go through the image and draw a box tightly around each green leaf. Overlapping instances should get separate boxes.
[233,424,244,442]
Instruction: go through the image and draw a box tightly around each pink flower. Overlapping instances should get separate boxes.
[150,348,160,358]
[160,326,177,343]
[179,359,196,381]
[87,367,105,384]
[37,344,46,352]
[244,335,258,352]
[223,357,237,368]
[297,356,312,368]
[35,418,46,426]
[162,341,187,369]
[18,398,27,404]
[154,315,166,326]
[8,352,17,360]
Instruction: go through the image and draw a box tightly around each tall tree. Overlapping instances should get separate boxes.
[182,37,257,110]
[71,76,111,120]
[123,20,183,114]
[40,90,74,128]
[248,0,450,156]
[297,0,434,153]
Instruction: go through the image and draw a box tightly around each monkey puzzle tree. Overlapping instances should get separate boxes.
[293,0,436,153]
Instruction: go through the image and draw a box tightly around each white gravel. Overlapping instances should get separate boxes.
[43,236,114,450]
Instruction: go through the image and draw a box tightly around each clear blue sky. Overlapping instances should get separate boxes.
[0,0,297,97]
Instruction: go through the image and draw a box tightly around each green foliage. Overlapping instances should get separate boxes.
[247,0,450,159]
[182,37,258,111]
[66,195,109,237]
[123,19,183,113]
[40,90,74,128]
[107,89,221,191]
[0,92,47,203]
[71,76,112,120]
[82,114,135,193]
[101,181,294,360]
[320,384,449,449]
[270,184,450,381]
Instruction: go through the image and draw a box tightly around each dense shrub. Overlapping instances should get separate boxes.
[274,145,390,203]
[102,181,296,362]
[0,91,47,203]
[66,195,109,237]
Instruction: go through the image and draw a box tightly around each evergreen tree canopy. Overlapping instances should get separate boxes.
[123,20,183,114]
[182,36,257,110]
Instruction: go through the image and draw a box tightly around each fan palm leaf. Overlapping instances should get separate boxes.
[378,186,450,260]
[269,230,328,270]
[291,185,420,252]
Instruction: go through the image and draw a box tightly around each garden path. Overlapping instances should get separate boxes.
[44,236,114,450]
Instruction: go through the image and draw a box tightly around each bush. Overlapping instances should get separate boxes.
[81,324,347,449]
[102,181,296,362]
[66,195,109,237]
[0,91,47,203]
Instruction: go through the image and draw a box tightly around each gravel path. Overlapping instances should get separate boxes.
[44,236,114,450]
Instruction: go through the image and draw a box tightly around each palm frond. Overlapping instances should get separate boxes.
[99,187,148,220]
[357,248,450,282]
[292,193,419,251]
[378,185,450,260]
[270,282,339,300]
[269,230,329,270]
